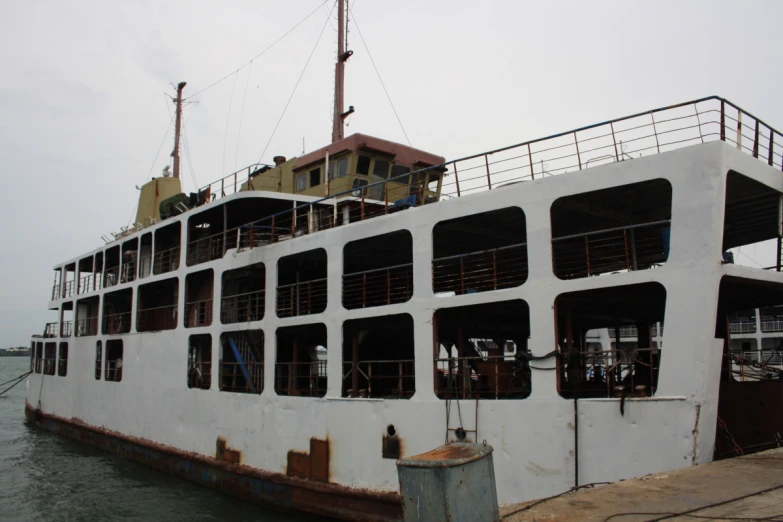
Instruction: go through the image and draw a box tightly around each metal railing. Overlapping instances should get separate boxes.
[219,361,264,394]
[275,360,328,397]
[552,220,670,279]
[187,234,230,266]
[58,356,67,377]
[51,283,59,301]
[103,266,120,288]
[608,326,638,339]
[43,322,58,338]
[276,279,327,318]
[221,290,265,324]
[761,320,783,333]
[102,312,131,335]
[560,347,661,398]
[61,321,72,338]
[197,163,271,202]
[342,263,413,309]
[342,359,415,399]
[435,355,531,400]
[76,316,99,337]
[184,299,213,328]
[153,246,180,275]
[176,97,782,265]
[730,321,758,334]
[63,280,74,298]
[121,260,136,284]
[432,243,527,295]
[136,305,178,332]
[43,357,56,376]
[105,359,122,382]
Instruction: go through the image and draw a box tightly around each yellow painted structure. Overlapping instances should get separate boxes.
[135,177,183,226]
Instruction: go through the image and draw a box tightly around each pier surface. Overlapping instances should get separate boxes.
[501,448,783,521]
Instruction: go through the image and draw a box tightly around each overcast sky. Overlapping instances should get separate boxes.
[1,0,782,346]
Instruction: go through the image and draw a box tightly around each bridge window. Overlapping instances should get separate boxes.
[723,171,781,269]
[275,324,327,398]
[185,270,213,328]
[433,207,527,295]
[551,179,672,279]
[58,342,68,377]
[342,314,414,399]
[105,340,123,382]
[219,330,264,394]
[277,249,327,318]
[102,288,133,335]
[35,342,43,374]
[357,155,371,175]
[555,282,666,398]
[188,334,211,390]
[154,222,180,275]
[434,300,531,400]
[343,230,412,309]
[310,167,321,188]
[296,173,307,192]
[95,341,101,380]
[137,278,178,332]
[222,262,265,324]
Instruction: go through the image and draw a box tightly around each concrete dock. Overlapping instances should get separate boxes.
[501,448,783,521]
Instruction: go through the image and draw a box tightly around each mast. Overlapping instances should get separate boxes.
[331,1,353,143]
[172,81,187,179]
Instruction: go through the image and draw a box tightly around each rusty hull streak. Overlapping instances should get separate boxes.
[26,403,402,522]
[691,404,701,465]
[382,435,402,460]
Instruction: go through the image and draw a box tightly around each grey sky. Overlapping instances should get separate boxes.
[1,0,781,345]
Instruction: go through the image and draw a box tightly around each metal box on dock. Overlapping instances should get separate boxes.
[396,442,499,522]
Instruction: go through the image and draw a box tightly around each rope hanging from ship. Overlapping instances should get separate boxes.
[0,371,32,397]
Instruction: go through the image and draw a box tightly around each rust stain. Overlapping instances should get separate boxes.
[286,437,329,483]
[406,443,477,461]
[382,435,401,459]
[216,437,241,464]
[26,403,400,522]
[691,404,701,465]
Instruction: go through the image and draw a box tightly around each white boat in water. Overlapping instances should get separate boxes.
[24,3,783,520]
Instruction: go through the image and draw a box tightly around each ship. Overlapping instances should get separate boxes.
[24,3,783,520]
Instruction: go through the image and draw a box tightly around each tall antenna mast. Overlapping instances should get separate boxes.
[172,81,187,179]
[331,1,353,143]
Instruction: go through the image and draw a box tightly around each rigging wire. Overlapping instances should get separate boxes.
[185,0,331,101]
[348,6,411,146]
[182,104,199,191]
[234,61,254,172]
[125,114,174,229]
[257,0,337,164]
[222,71,240,177]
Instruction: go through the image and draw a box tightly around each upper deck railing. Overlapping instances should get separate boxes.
[181,96,783,261]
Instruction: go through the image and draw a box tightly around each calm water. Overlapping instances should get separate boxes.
[0,357,315,522]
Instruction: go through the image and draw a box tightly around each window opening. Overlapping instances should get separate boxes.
[43,342,56,376]
[551,179,672,279]
[555,282,666,398]
[342,314,414,399]
[29,341,34,372]
[310,167,321,188]
[373,159,390,179]
[104,245,121,288]
[276,324,327,397]
[154,222,181,275]
[357,155,371,175]
[139,232,153,278]
[434,300,531,400]
[121,237,138,284]
[60,301,74,338]
[296,173,307,192]
[137,278,178,332]
[43,309,58,338]
[219,330,263,394]
[51,268,62,301]
[77,256,97,294]
[102,288,133,335]
[58,342,68,377]
[337,157,349,178]
[188,334,212,389]
[343,230,412,310]
[221,263,265,324]
[433,207,528,296]
[35,342,43,374]
[723,172,782,269]
[277,249,327,318]
[76,296,100,336]
[95,341,102,380]
[185,270,213,328]
[62,263,76,298]
[714,276,783,458]
[105,340,123,382]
